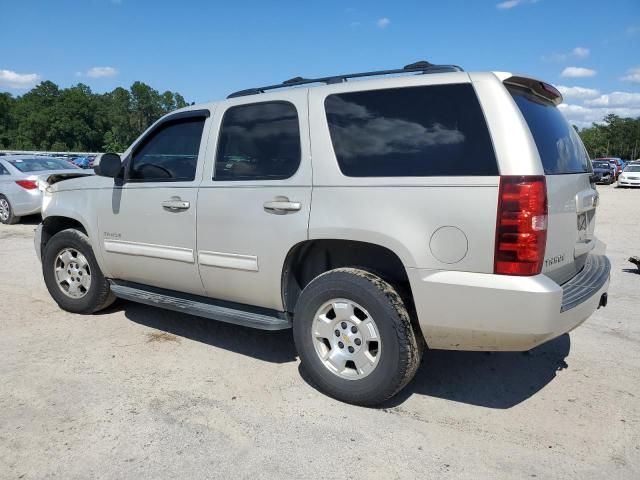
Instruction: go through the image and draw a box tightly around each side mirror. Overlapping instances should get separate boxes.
[95,153,122,178]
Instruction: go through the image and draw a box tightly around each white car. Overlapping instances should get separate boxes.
[617,164,640,187]
[34,62,610,405]
[0,155,92,224]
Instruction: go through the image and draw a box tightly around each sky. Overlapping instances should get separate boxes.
[1,0,639,128]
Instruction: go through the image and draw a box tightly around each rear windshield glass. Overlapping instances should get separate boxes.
[592,161,611,169]
[8,157,78,172]
[508,86,591,175]
[324,84,498,177]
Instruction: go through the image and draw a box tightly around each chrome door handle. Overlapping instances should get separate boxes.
[162,199,190,211]
[263,196,301,215]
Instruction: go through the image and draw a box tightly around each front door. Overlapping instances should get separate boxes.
[97,112,210,295]
[196,92,311,310]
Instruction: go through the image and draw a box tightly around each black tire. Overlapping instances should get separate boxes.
[42,228,115,314]
[0,195,20,225]
[293,268,422,406]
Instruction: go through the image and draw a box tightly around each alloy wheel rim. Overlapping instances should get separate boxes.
[54,248,92,299]
[0,199,9,221]
[311,298,382,380]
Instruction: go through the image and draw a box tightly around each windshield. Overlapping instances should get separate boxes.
[624,165,640,172]
[592,161,611,169]
[7,157,78,172]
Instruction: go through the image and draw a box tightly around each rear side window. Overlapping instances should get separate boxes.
[508,86,590,175]
[129,117,206,182]
[324,84,498,177]
[215,101,301,181]
[0,163,9,175]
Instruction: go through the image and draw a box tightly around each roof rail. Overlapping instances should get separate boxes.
[227,60,464,98]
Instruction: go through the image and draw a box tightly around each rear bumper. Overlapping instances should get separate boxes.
[408,253,610,351]
[11,188,42,216]
[593,173,611,183]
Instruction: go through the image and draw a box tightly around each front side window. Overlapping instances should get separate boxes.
[129,117,206,182]
[215,101,301,181]
[324,84,498,177]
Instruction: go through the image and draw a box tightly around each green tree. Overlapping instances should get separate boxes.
[0,80,190,152]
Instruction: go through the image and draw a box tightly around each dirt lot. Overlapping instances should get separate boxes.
[1,185,639,479]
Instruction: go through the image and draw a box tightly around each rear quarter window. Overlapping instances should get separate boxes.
[324,84,498,177]
[508,86,591,175]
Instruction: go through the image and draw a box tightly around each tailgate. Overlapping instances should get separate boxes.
[544,174,597,284]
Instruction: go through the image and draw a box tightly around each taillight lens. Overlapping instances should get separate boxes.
[15,180,38,190]
[494,176,547,276]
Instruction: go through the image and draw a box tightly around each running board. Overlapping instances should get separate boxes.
[108,281,291,330]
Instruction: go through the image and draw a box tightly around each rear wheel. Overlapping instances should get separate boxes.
[293,268,422,406]
[42,229,115,313]
[0,195,20,224]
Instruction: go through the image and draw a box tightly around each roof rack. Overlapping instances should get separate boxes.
[227,60,464,98]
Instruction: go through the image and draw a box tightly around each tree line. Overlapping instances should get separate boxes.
[1,81,639,159]
[578,114,640,160]
[0,81,190,153]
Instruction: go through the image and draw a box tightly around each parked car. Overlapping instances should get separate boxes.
[0,155,93,224]
[591,160,615,184]
[594,157,624,179]
[617,164,640,187]
[34,63,610,405]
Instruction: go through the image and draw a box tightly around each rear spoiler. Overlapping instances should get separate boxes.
[503,75,563,106]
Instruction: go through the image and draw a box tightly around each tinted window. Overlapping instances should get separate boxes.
[8,157,77,172]
[592,161,611,169]
[324,84,498,177]
[0,163,9,175]
[215,102,301,181]
[129,117,205,182]
[509,87,590,175]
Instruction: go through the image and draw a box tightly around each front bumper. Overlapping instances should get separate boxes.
[408,254,610,351]
[618,177,640,187]
[34,223,43,263]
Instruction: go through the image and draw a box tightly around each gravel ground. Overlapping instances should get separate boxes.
[0,185,639,479]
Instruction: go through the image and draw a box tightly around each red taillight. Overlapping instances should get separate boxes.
[15,180,38,190]
[494,176,547,276]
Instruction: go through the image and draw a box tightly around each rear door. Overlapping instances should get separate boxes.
[508,85,596,284]
[196,91,312,311]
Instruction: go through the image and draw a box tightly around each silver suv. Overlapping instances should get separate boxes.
[35,62,610,405]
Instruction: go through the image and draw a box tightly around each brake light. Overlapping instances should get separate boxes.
[15,180,38,190]
[494,176,547,276]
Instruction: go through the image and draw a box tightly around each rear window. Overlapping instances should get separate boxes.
[324,84,498,177]
[508,86,591,175]
[215,101,301,181]
[592,161,611,169]
[8,157,78,172]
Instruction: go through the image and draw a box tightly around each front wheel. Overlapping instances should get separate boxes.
[293,268,423,406]
[42,229,115,314]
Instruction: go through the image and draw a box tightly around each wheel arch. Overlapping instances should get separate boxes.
[281,239,415,318]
